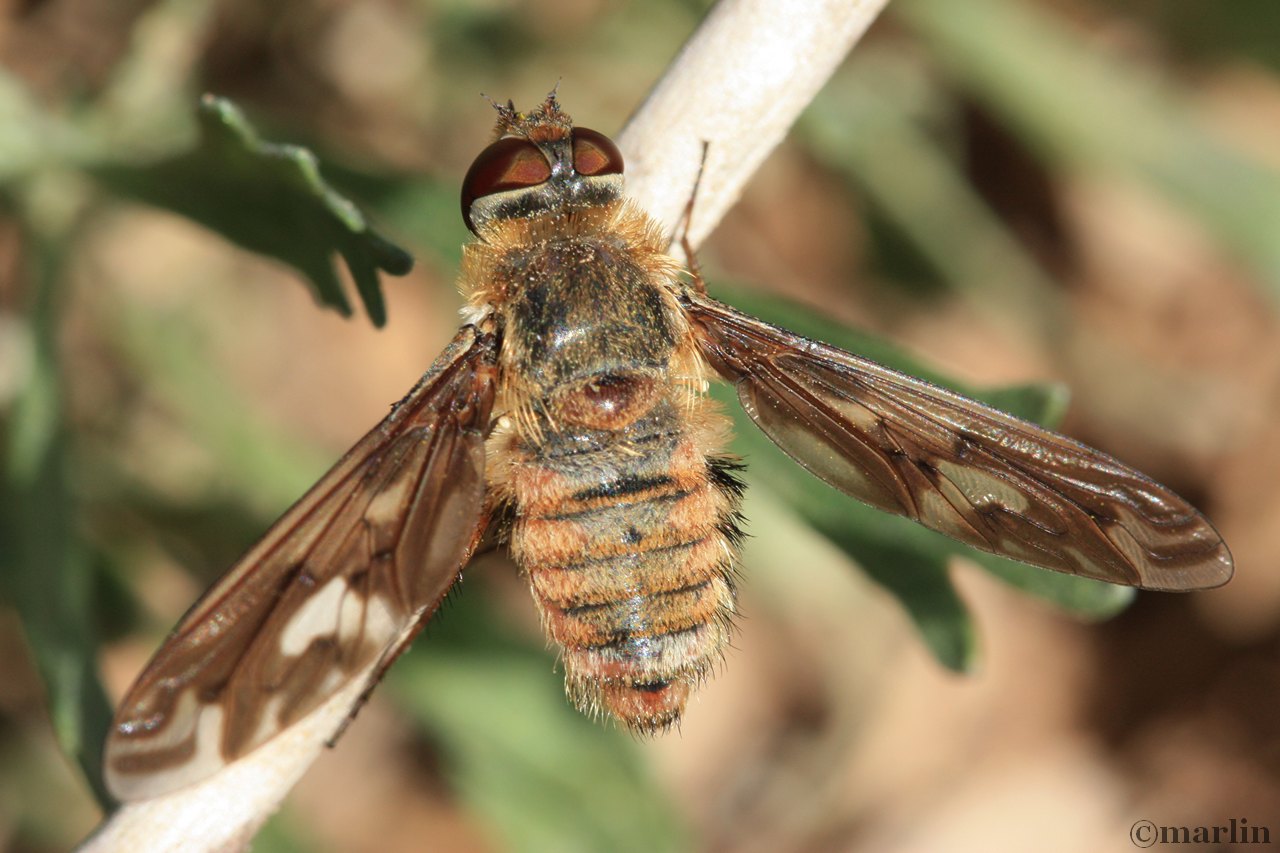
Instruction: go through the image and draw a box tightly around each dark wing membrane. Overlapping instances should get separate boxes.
[681,292,1232,591]
[105,324,499,800]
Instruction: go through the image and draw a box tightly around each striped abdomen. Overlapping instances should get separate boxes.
[506,384,742,732]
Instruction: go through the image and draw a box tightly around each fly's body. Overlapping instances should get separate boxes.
[104,90,1233,803]
[469,202,740,728]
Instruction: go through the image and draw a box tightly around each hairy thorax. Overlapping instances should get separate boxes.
[464,202,743,731]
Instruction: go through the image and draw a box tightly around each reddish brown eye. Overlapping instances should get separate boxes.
[461,137,552,230]
[572,127,623,177]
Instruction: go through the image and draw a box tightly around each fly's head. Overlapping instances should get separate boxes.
[461,89,625,236]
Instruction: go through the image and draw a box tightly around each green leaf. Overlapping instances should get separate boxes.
[716,380,977,672]
[709,284,1134,670]
[0,234,114,809]
[800,54,1069,343]
[897,0,1280,299]
[714,283,1068,422]
[94,95,414,326]
[1107,0,1280,70]
[0,69,51,182]
[391,587,691,853]
[253,812,323,853]
[106,296,329,515]
[968,551,1133,619]
[378,176,474,271]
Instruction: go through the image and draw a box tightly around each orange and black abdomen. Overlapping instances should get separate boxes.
[506,389,742,731]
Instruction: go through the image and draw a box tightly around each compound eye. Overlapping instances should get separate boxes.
[571,127,624,177]
[461,137,552,232]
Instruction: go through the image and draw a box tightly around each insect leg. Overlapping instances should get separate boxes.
[678,140,711,294]
[323,595,445,749]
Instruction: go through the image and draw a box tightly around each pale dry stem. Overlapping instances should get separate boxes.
[78,1,889,850]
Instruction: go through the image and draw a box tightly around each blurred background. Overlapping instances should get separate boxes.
[2,0,1280,850]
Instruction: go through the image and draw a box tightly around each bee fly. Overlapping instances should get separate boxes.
[104,91,1233,799]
